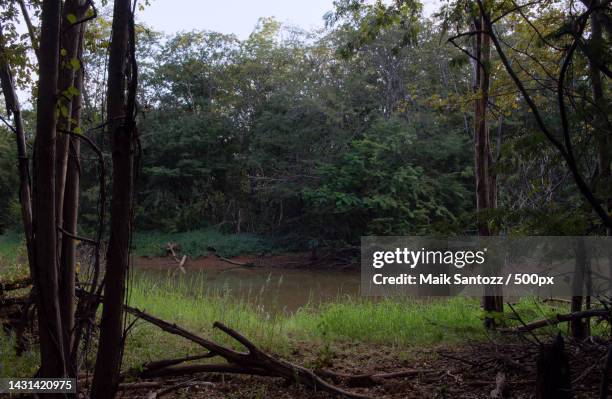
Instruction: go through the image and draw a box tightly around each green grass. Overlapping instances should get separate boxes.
[131,228,282,258]
[0,333,38,378]
[1,269,602,376]
[0,231,28,279]
[120,272,581,370]
[1,244,606,375]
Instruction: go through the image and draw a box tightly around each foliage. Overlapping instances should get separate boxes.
[302,117,471,239]
[123,16,476,246]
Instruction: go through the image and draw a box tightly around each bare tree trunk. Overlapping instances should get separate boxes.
[571,239,589,339]
[473,9,503,328]
[33,0,67,381]
[0,22,34,270]
[60,23,86,376]
[91,0,135,396]
[586,2,612,300]
[56,0,87,262]
[536,335,572,399]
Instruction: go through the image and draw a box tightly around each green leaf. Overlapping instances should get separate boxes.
[60,105,69,118]
[60,48,68,57]
[66,14,77,24]
[69,58,81,71]
[67,86,80,97]
[73,126,83,134]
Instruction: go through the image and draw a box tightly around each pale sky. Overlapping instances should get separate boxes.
[138,0,443,39]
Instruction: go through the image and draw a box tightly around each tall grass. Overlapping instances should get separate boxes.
[0,231,28,279]
[122,271,574,369]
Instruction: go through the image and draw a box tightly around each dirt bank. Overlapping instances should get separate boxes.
[133,251,358,272]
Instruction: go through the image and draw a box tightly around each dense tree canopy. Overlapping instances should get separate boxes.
[0,0,609,247]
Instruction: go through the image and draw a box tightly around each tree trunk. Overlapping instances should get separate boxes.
[571,239,589,339]
[536,335,572,399]
[56,0,86,261]
[586,2,612,300]
[33,0,67,381]
[473,10,503,328]
[60,22,86,376]
[90,0,135,396]
[0,22,34,271]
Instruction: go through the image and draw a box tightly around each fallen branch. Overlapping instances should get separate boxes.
[0,277,32,293]
[215,255,255,268]
[118,382,161,391]
[317,368,435,388]
[139,354,217,374]
[500,309,610,333]
[0,295,30,307]
[124,305,373,399]
[165,242,187,273]
[542,298,572,304]
[147,379,212,399]
[138,363,275,379]
[78,379,161,391]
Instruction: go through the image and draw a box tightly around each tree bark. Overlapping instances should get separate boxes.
[473,8,503,328]
[56,0,86,261]
[536,335,572,399]
[90,0,135,396]
[60,22,86,376]
[571,239,589,339]
[586,2,612,300]
[33,0,67,381]
[0,22,34,272]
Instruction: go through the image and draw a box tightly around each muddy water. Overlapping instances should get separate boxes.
[133,257,361,313]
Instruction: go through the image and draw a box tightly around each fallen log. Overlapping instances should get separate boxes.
[139,363,276,379]
[0,294,29,307]
[317,368,435,388]
[139,354,217,374]
[124,305,373,399]
[215,255,255,268]
[0,277,31,293]
[119,381,162,391]
[147,379,213,399]
[78,379,162,391]
[500,309,610,333]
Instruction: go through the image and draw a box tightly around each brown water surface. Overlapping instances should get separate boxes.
[133,255,360,313]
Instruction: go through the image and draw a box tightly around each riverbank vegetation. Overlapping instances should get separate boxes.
[2,266,588,377]
[0,0,610,397]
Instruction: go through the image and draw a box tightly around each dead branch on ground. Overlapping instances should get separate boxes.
[124,304,373,398]
[500,309,610,333]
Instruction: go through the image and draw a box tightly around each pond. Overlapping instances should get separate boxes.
[133,256,361,314]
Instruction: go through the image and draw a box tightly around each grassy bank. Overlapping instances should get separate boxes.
[0,231,28,279]
[0,268,594,377]
[121,272,574,370]
[0,231,596,377]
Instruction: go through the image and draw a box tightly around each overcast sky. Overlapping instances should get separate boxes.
[138,0,443,39]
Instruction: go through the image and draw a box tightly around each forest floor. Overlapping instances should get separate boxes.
[113,338,606,399]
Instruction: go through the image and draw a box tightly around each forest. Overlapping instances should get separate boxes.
[0,0,610,397]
